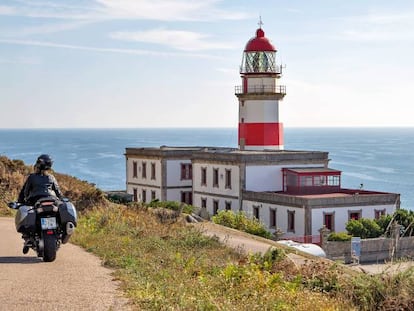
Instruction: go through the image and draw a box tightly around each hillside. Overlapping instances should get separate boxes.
[2,155,414,310]
[0,155,106,216]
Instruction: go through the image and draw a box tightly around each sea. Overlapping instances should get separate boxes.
[1,127,413,210]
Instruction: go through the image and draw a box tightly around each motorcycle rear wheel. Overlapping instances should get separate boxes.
[43,233,57,262]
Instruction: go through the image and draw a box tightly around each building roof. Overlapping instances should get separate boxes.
[244,28,276,52]
[125,146,329,164]
[285,167,341,175]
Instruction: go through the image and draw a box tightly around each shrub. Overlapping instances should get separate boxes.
[327,232,352,241]
[147,200,194,215]
[212,210,272,239]
[346,218,383,239]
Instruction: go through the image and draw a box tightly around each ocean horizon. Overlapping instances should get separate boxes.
[1,127,413,210]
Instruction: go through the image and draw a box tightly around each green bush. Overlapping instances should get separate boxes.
[147,200,194,215]
[212,210,272,239]
[327,232,352,241]
[346,218,383,239]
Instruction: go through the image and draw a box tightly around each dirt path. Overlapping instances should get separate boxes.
[0,217,130,311]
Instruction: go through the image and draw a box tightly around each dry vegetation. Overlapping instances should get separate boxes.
[2,155,414,310]
[0,155,107,215]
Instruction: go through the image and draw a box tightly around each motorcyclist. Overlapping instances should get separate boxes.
[18,154,63,205]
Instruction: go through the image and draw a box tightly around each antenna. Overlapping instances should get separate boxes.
[258,16,264,29]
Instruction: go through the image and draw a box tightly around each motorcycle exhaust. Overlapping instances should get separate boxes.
[66,222,75,235]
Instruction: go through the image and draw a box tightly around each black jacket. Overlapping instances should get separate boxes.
[18,173,63,204]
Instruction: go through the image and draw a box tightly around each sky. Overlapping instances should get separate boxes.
[1,0,413,128]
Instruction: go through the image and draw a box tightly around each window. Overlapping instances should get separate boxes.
[201,167,207,186]
[181,191,192,205]
[287,210,295,232]
[132,161,137,178]
[151,190,156,201]
[324,212,335,231]
[270,208,277,228]
[201,198,207,208]
[181,163,192,180]
[213,200,219,215]
[375,209,386,219]
[142,189,147,203]
[225,169,232,189]
[328,175,340,186]
[253,206,260,220]
[349,210,362,221]
[133,188,138,202]
[142,162,147,179]
[225,201,231,211]
[151,163,156,180]
[213,168,219,187]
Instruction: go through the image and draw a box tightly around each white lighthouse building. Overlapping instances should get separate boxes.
[125,25,400,243]
[236,26,285,150]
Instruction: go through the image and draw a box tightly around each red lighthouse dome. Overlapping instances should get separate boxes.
[244,28,276,52]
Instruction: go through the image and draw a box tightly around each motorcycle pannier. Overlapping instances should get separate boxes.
[59,201,77,226]
[15,205,36,233]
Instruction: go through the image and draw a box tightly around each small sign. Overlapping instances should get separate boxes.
[351,237,361,263]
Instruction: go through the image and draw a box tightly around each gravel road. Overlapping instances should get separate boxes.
[0,217,130,311]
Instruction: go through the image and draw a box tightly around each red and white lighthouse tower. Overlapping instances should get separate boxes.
[235,24,286,150]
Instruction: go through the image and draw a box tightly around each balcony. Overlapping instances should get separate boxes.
[234,85,286,95]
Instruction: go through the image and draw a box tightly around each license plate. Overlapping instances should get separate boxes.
[41,217,57,230]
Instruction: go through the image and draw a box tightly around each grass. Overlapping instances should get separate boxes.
[72,204,353,310]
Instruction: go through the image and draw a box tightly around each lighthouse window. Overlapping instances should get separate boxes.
[151,163,156,180]
[270,208,277,228]
[142,162,147,179]
[287,210,295,232]
[213,200,219,215]
[323,212,335,231]
[181,163,192,180]
[201,167,207,186]
[133,188,138,202]
[225,169,232,189]
[142,189,147,203]
[213,168,219,187]
[132,161,137,178]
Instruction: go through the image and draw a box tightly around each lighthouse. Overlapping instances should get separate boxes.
[235,24,286,150]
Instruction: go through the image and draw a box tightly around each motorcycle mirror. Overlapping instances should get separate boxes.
[8,202,18,209]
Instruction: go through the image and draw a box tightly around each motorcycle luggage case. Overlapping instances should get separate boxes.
[59,202,77,226]
[15,205,36,233]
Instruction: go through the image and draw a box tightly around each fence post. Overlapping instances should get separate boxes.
[319,226,330,249]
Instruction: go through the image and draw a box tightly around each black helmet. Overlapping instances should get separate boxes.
[35,154,53,170]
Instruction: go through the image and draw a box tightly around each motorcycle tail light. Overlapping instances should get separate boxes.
[37,207,44,213]
[46,230,54,235]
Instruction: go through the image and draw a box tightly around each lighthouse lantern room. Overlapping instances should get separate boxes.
[235,24,286,151]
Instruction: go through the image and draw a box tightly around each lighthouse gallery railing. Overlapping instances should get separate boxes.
[234,85,286,95]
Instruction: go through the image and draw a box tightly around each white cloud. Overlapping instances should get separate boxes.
[0,0,247,21]
[110,28,233,51]
[0,38,225,59]
[0,5,16,15]
[3,20,94,37]
[95,0,247,21]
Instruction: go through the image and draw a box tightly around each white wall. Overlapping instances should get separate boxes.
[126,157,162,188]
[245,163,325,192]
[311,204,396,235]
[242,200,305,237]
[247,77,276,90]
[240,100,279,123]
[193,162,240,198]
[193,193,240,216]
[166,159,192,188]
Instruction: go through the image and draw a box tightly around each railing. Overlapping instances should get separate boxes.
[234,85,286,95]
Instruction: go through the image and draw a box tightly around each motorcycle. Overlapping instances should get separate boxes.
[8,196,77,262]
